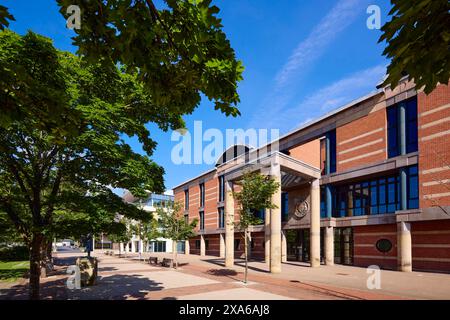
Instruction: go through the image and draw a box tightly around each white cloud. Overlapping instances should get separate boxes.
[281,64,386,132]
[275,0,367,89]
[248,0,370,130]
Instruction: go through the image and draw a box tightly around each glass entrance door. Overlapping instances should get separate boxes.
[286,229,310,262]
[334,227,354,265]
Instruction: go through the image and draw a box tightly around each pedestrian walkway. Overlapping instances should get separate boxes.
[2,251,450,300]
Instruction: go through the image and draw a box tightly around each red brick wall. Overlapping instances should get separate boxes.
[336,109,387,172]
[204,234,220,256]
[204,178,219,231]
[189,236,200,255]
[353,224,397,270]
[417,83,450,208]
[288,139,321,168]
[411,220,450,272]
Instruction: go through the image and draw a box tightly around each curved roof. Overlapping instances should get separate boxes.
[215,144,252,167]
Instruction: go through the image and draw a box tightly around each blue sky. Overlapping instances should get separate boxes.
[5,0,392,193]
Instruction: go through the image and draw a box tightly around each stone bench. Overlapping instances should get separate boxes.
[148,256,158,265]
[161,258,173,268]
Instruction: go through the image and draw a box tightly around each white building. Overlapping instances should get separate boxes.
[118,190,177,254]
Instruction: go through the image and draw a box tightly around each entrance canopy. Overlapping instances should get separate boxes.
[217,150,321,187]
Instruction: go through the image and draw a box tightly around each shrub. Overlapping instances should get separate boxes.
[0,245,29,261]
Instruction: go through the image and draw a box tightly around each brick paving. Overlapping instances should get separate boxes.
[2,250,450,300]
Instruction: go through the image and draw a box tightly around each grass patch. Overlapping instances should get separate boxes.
[0,260,29,282]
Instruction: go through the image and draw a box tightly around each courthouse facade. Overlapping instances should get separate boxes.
[173,79,450,273]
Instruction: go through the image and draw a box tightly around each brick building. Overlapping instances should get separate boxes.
[173,79,450,273]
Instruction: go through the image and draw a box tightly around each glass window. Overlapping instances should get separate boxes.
[218,176,224,202]
[184,189,189,210]
[370,180,378,215]
[234,239,240,250]
[387,106,400,158]
[282,192,289,221]
[195,240,200,249]
[199,211,204,230]
[218,207,225,229]
[199,183,205,207]
[329,130,337,173]
[387,97,418,158]
[406,98,418,153]
[407,165,419,209]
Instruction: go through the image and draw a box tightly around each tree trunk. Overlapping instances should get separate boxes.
[244,230,248,284]
[172,240,178,269]
[29,233,43,300]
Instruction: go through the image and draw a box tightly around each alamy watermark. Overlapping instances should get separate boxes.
[366,5,381,30]
[66,265,81,290]
[366,265,381,290]
[170,121,280,165]
[66,5,81,30]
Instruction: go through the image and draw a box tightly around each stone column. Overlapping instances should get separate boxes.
[225,180,235,267]
[264,208,271,264]
[119,242,124,253]
[139,240,143,254]
[185,240,190,255]
[131,240,136,253]
[270,163,282,273]
[310,179,321,268]
[397,221,412,272]
[219,233,225,258]
[324,226,334,266]
[281,230,287,263]
[125,242,129,253]
[172,240,177,255]
[200,234,206,256]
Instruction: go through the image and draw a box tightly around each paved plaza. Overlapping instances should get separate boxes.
[1,250,450,300]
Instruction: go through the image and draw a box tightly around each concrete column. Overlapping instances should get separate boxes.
[281,230,287,263]
[92,235,95,253]
[264,208,271,264]
[270,163,282,273]
[131,240,136,253]
[400,168,408,210]
[125,242,129,253]
[324,226,334,266]
[172,240,177,255]
[225,179,235,267]
[139,240,143,254]
[200,234,206,256]
[219,233,225,258]
[310,179,321,268]
[119,242,124,253]
[397,221,412,272]
[185,240,190,255]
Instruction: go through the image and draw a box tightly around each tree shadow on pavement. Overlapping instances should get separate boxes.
[1,273,165,300]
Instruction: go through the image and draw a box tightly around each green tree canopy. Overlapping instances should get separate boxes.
[0,29,179,299]
[56,0,244,117]
[379,0,450,93]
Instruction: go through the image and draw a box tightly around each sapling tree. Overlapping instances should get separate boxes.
[233,172,280,283]
[158,201,197,268]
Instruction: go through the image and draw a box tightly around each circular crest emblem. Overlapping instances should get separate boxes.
[294,199,309,219]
